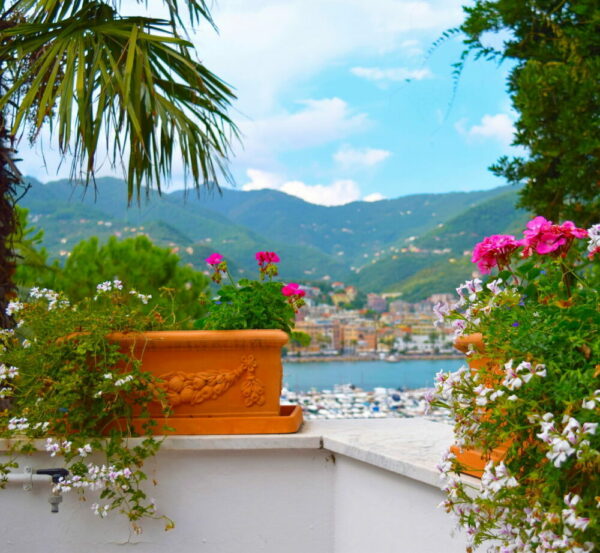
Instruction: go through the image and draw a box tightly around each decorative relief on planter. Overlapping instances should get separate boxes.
[160,355,265,408]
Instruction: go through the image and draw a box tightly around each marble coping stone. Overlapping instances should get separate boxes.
[3,418,480,489]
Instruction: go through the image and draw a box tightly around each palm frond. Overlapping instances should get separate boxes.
[0,1,236,201]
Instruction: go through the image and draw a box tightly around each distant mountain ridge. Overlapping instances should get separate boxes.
[18,177,527,300]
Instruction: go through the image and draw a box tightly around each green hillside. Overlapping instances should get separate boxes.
[18,176,524,295]
[347,190,530,298]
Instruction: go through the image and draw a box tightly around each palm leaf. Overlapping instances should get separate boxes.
[0,1,237,202]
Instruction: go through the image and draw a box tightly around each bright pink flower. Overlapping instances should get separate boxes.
[282,283,306,312]
[519,216,587,257]
[472,234,520,274]
[282,283,305,297]
[255,251,280,265]
[205,253,224,266]
[558,221,588,239]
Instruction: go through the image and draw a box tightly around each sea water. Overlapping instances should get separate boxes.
[282,358,462,392]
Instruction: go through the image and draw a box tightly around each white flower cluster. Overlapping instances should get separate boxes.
[473,383,504,406]
[481,461,519,499]
[129,290,152,304]
[29,287,70,310]
[6,417,48,433]
[581,390,600,410]
[7,417,29,431]
[433,366,473,400]
[103,373,135,387]
[485,506,596,553]
[562,494,590,532]
[502,360,546,391]
[436,449,455,480]
[457,278,483,303]
[94,279,123,300]
[45,438,72,457]
[114,375,134,387]
[78,444,93,457]
[486,278,504,296]
[537,414,597,467]
[5,301,23,317]
[52,462,134,496]
[0,364,18,381]
[586,224,600,255]
[433,301,450,327]
[91,503,110,518]
[448,278,513,337]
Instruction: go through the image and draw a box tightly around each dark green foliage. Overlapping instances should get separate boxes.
[195,279,296,334]
[0,285,176,528]
[17,233,210,324]
[458,0,600,225]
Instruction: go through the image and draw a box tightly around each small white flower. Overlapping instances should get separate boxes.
[78,444,93,457]
[486,278,503,295]
[114,375,134,387]
[45,438,61,456]
[5,301,23,317]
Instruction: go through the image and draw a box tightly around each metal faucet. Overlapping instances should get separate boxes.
[35,468,69,513]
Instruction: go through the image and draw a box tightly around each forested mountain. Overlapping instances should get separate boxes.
[19,177,527,299]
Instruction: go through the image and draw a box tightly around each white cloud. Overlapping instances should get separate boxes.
[351,66,433,83]
[192,0,463,113]
[400,39,424,57]
[242,169,361,206]
[334,146,391,167]
[457,113,516,146]
[363,193,387,202]
[235,98,369,166]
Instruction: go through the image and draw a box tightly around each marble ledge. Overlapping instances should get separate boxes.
[2,418,480,490]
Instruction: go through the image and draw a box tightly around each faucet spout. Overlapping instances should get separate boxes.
[36,468,69,514]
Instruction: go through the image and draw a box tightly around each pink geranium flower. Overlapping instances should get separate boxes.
[255,251,280,265]
[519,217,587,257]
[205,253,224,266]
[472,234,520,274]
[281,283,305,297]
[204,253,227,283]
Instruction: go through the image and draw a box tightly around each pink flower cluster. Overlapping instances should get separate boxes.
[205,253,223,266]
[255,251,280,265]
[281,282,305,312]
[520,216,587,258]
[472,234,520,274]
[204,253,227,283]
[281,282,305,298]
[472,216,589,274]
[256,251,280,279]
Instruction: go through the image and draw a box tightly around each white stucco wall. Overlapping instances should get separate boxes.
[333,456,465,553]
[0,419,471,553]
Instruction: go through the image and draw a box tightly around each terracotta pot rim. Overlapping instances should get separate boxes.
[107,329,289,347]
[454,332,485,354]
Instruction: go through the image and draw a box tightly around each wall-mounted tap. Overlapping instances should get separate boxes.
[35,468,69,513]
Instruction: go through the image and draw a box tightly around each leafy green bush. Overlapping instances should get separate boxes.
[17,231,209,325]
[430,217,599,552]
[195,251,305,335]
[0,282,176,531]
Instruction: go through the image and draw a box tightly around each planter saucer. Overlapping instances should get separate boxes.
[121,405,304,435]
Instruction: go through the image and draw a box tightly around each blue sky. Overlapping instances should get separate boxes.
[20,0,519,206]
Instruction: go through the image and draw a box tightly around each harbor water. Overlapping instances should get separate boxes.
[282,358,462,392]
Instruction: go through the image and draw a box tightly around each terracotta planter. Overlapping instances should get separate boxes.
[450,333,509,477]
[107,329,303,435]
